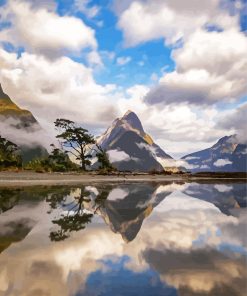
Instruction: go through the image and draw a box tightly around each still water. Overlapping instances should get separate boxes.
[0,181,246,296]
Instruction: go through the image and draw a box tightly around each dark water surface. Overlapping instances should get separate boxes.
[0,181,246,296]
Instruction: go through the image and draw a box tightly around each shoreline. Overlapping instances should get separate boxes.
[0,171,246,187]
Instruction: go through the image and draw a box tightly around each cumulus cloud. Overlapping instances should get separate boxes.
[0,49,119,133]
[0,0,97,58]
[145,28,247,106]
[213,158,232,167]
[114,0,247,107]
[218,103,247,144]
[115,0,238,46]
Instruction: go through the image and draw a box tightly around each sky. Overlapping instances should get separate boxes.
[0,0,246,158]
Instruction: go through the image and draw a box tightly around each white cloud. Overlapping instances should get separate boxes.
[115,0,238,47]
[116,56,132,66]
[0,0,97,58]
[200,165,210,169]
[86,50,103,67]
[145,28,247,106]
[74,0,100,18]
[136,142,156,154]
[184,156,200,160]
[0,116,52,150]
[117,85,230,157]
[218,103,247,144]
[0,49,118,133]
[115,0,247,107]
[214,184,233,192]
[107,149,131,162]
[213,158,232,167]
[107,188,129,201]
[158,158,199,170]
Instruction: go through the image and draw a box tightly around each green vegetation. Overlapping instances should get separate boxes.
[0,135,22,169]
[0,118,114,173]
[25,145,78,172]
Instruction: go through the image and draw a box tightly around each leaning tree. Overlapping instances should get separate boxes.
[54,119,95,170]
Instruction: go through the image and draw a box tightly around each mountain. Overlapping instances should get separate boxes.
[97,184,172,242]
[0,83,38,129]
[182,135,247,172]
[83,183,173,242]
[96,110,172,172]
[183,183,246,216]
[0,83,48,163]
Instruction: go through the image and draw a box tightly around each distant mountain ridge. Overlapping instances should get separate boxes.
[0,83,48,163]
[182,135,247,172]
[96,110,173,172]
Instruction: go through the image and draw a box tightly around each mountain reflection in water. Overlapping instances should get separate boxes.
[0,181,246,296]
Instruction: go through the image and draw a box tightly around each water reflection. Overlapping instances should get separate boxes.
[0,181,246,296]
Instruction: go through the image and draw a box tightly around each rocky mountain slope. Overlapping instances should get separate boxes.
[182,135,247,172]
[96,110,173,172]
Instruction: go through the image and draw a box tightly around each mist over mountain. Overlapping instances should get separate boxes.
[0,83,48,163]
[0,83,38,129]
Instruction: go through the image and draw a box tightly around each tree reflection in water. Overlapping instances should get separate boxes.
[48,186,109,241]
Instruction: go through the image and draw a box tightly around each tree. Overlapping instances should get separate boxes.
[96,144,115,172]
[54,119,95,170]
[0,135,22,168]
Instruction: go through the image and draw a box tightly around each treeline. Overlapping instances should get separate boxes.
[0,118,115,173]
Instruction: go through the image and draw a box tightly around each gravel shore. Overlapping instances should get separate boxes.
[0,171,246,187]
[0,171,188,186]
